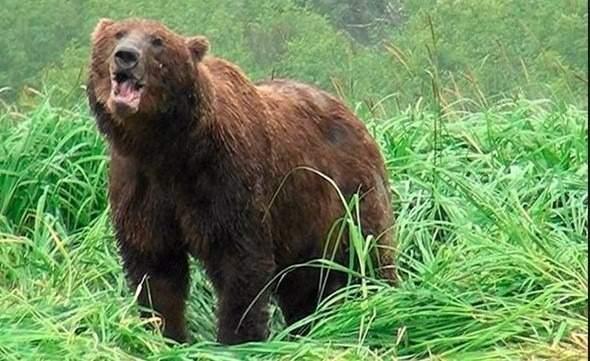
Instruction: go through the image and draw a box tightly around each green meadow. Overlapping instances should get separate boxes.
[0,1,587,360]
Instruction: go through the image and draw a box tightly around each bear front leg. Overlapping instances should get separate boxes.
[120,243,190,343]
[214,250,275,345]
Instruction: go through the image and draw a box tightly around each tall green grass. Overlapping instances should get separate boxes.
[0,94,587,360]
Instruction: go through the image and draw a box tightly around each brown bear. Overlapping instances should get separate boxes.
[86,18,395,345]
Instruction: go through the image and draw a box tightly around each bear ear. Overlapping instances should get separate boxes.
[92,18,115,41]
[186,36,209,62]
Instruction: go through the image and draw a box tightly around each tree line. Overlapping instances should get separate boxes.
[1,0,587,110]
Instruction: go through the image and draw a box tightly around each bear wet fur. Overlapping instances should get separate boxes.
[86,18,395,345]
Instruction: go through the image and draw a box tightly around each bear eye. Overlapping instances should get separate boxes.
[115,30,126,39]
[151,37,163,47]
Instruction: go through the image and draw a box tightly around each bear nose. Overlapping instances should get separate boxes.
[114,47,140,70]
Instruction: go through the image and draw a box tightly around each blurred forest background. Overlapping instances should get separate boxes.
[0,0,587,110]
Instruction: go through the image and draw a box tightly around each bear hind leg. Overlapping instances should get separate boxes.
[275,266,346,336]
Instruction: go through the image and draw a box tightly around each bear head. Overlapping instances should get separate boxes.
[88,18,209,122]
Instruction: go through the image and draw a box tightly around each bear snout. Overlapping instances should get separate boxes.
[114,46,140,70]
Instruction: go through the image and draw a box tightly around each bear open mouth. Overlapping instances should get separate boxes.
[111,71,144,113]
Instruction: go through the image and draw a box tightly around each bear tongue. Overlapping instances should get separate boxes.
[118,81,136,99]
[113,80,143,107]
[111,79,141,114]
